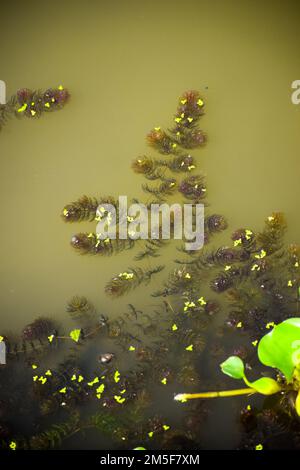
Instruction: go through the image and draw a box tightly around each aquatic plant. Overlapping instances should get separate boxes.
[142,178,177,201]
[66,295,93,316]
[178,175,207,200]
[174,318,300,417]
[22,317,56,342]
[0,85,69,132]
[70,232,135,255]
[105,266,165,297]
[4,89,299,451]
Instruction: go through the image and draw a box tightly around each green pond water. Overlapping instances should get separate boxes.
[0,0,300,450]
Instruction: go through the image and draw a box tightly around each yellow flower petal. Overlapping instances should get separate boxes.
[114,370,121,383]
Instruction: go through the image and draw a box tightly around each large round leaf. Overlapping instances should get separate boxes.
[258,318,300,381]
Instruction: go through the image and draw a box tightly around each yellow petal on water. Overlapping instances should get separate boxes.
[236,322,243,328]
[174,117,182,123]
[69,329,81,342]
[172,324,178,331]
[114,370,121,383]
[48,334,54,343]
[114,395,126,404]
[255,249,266,259]
[185,273,191,279]
[234,238,242,247]
[78,375,84,383]
[33,375,38,382]
[71,374,77,381]
[59,387,67,394]
[31,364,38,369]
[161,377,167,385]
[9,441,16,451]
[247,405,251,410]
[252,340,258,347]
[225,265,231,271]
[0,336,3,342]
[88,377,99,386]
[58,85,64,90]
[251,264,260,271]
[198,296,207,305]
[163,425,170,431]
[255,444,263,450]
[197,98,204,106]
[45,370,52,376]
[17,103,27,113]
[180,99,187,104]
[44,102,50,108]
[96,384,105,394]
[187,117,193,123]
[148,431,154,438]
[295,262,299,267]
[128,345,136,351]
[287,280,293,287]
[185,344,193,351]
[120,389,126,394]
[154,126,161,131]
[30,109,36,116]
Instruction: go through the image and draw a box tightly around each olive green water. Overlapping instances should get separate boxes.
[1,0,300,449]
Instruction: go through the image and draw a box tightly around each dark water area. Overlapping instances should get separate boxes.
[1,0,300,451]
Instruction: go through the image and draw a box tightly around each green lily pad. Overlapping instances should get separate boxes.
[220,356,245,379]
[258,318,300,381]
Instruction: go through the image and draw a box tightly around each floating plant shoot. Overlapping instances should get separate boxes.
[175,318,300,416]
[0,85,70,131]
